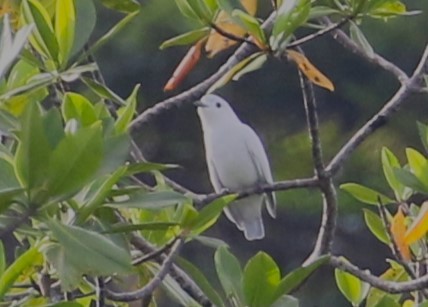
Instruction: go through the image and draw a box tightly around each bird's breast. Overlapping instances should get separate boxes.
[204,128,259,189]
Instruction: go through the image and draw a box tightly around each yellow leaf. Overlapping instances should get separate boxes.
[241,0,257,16]
[404,201,428,245]
[390,207,411,261]
[205,0,257,57]
[287,49,335,92]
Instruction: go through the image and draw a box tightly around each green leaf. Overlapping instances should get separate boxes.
[363,209,390,244]
[76,166,128,224]
[209,52,267,92]
[272,295,299,307]
[271,0,310,51]
[308,6,340,19]
[48,220,132,276]
[0,157,22,212]
[43,243,82,291]
[55,0,75,65]
[243,252,281,307]
[189,194,237,235]
[0,109,18,134]
[0,245,42,300]
[177,257,225,307]
[273,256,329,300]
[70,0,96,57]
[100,0,140,13]
[192,235,229,249]
[0,241,5,277]
[103,222,180,234]
[82,77,125,105]
[232,9,266,44]
[126,161,179,176]
[215,246,244,305]
[98,133,130,176]
[340,183,394,205]
[21,0,59,63]
[418,122,428,153]
[406,148,428,187]
[83,11,139,58]
[174,0,201,21]
[160,28,209,50]
[114,84,140,133]
[381,147,408,201]
[393,168,428,194]
[366,260,407,306]
[46,123,104,199]
[106,190,189,210]
[335,263,370,306]
[14,103,53,193]
[0,16,34,79]
[349,22,374,57]
[62,92,98,126]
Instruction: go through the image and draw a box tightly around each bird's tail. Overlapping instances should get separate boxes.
[224,196,265,240]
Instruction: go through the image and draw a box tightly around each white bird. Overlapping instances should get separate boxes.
[195,94,276,240]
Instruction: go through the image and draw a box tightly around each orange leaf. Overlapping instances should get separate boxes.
[205,0,257,58]
[287,50,335,92]
[390,207,411,261]
[163,39,204,92]
[404,202,428,245]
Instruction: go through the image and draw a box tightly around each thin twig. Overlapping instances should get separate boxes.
[95,277,106,307]
[331,256,428,293]
[322,17,409,84]
[105,238,183,302]
[195,176,319,207]
[287,16,352,49]
[209,22,259,48]
[130,13,276,129]
[133,237,179,266]
[296,69,338,264]
[130,234,212,306]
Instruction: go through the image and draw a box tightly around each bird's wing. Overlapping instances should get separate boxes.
[207,157,225,192]
[241,124,277,218]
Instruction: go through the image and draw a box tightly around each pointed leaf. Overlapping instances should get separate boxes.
[189,194,237,235]
[232,9,266,46]
[0,241,5,277]
[62,92,98,126]
[106,190,188,210]
[103,222,180,234]
[404,201,428,245]
[272,295,299,307]
[340,183,393,205]
[99,0,140,13]
[177,257,225,307]
[164,40,203,91]
[273,255,329,300]
[243,252,281,307]
[393,168,428,193]
[47,124,103,199]
[114,84,140,133]
[363,209,390,244]
[335,261,369,306]
[55,0,75,65]
[70,0,96,56]
[287,50,334,91]
[417,122,428,154]
[390,207,411,260]
[125,161,179,176]
[0,245,42,300]
[160,28,209,50]
[48,220,132,276]
[349,22,374,57]
[381,147,408,201]
[215,246,244,304]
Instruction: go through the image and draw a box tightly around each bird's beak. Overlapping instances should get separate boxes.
[194,100,207,108]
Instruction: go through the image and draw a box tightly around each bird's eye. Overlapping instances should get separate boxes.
[216,102,221,108]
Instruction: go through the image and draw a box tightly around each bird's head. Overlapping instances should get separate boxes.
[195,94,239,127]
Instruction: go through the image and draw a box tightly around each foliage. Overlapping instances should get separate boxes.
[0,0,426,306]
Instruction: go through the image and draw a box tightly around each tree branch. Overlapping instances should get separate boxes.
[130,13,276,129]
[331,256,428,293]
[326,44,428,176]
[106,238,183,302]
[296,69,338,264]
[130,234,213,306]
[322,17,409,84]
[195,176,319,207]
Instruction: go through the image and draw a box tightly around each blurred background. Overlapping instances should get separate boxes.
[93,1,428,305]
